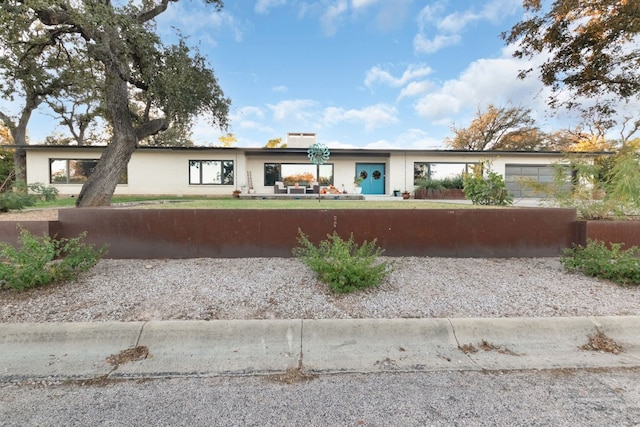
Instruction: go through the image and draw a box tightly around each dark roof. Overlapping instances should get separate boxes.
[11,144,613,156]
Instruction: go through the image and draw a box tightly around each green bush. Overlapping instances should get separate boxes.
[0,181,59,212]
[292,230,393,293]
[441,175,464,189]
[462,163,513,205]
[415,178,445,191]
[0,228,107,290]
[561,240,640,286]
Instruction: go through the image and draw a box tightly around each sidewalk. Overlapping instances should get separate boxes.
[2,316,639,381]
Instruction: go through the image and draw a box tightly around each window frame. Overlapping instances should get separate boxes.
[49,158,128,185]
[188,159,234,185]
[263,162,334,186]
[413,161,476,184]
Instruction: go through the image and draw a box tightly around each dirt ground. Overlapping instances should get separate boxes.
[0,208,60,221]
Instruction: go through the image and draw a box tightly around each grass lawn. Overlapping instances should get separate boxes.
[32,195,503,210]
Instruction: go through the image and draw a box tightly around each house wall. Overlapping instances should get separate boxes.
[26,147,246,197]
[246,153,390,194]
[26,146,575,197]
[396,151,572,192]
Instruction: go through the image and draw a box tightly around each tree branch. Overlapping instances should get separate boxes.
[136,0,176,23]
[134,118,169,140]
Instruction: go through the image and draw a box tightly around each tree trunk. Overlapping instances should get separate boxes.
[1,103,36,185]
[76,65,138,207]
[12,148,26,184]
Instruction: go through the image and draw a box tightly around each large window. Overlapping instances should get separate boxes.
[414,162,475,184]
[264,163,333,186]
[50,159,128,184]
[189,160,234,185]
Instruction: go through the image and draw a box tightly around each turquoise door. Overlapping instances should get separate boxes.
[356,163,385,194]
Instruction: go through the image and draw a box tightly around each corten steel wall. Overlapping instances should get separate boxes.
[51,208,578,259]
[575,221,640,249]
[0,221,61,246]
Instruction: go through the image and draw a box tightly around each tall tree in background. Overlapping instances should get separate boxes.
[0,1,230,206]
[0,7,78,183]
[264,137,287,148]
[447,104,540,151]
[218,133,237,147]
[504,0,640,119]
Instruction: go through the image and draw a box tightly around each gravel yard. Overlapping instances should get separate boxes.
[1,207,639,323]
[1,256,638,323]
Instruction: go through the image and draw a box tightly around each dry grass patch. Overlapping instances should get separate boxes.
[581,331,623,354]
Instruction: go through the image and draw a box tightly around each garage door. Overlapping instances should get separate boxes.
[505,164,557,198]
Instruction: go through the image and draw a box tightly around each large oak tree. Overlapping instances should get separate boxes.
[0,0,230,206]
[504,0,640,118]
[0,6,80,183]
[447,104,541,151]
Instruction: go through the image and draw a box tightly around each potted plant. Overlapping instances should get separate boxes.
[402,190,411,199]
[232,189,241,198]
[353,176,364,194]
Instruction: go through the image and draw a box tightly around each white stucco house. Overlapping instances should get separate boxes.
[22,132,593,198]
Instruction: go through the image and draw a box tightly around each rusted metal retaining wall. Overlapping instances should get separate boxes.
[0,221,61,247]
[9,208,579,259]
[575,221,640,250]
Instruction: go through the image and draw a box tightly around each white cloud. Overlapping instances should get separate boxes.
[323,104,398,131]
[320,0,348,36]
[364,64,433,88]
[413,33,461,54]
[414,0,520,54]
[254,0,288,14]
[351,0,379,9]
[232,106,265,121]
[268,99,318,121]
[398,80,432,100]
[157,5,244,44]
[393,128,443,149]
[414,47,548,125]
[272,85,288,93]
[325,139,359,149]
[416,2,446,31]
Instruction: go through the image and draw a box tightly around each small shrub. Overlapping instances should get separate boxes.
[0,181,59,212]
[0,228,107,290]
[441,175,464,189]
[561,240,640,285]
[415,178,445,191]
[462,163,513,206]
[292,230,393,293]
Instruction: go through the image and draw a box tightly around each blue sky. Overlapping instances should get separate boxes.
[13,0,608,148]
[159,0,553,148]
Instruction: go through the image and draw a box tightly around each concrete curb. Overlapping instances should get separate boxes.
[1,316,639,381]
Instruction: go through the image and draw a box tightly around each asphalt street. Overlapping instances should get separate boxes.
[2,368,640,426]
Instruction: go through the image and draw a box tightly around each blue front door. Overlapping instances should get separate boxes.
[356,163,385,194]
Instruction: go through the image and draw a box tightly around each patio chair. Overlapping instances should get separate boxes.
[274,181,287,194]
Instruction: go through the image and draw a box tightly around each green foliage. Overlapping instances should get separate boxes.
[441,175,464,189]
[0,229,107,290]
[504,0,639,118]
[0,182,59,212]
[292,230,393,293]
[416,176,464,192]
[415,178,445,191]
[0,148,14,187]
[462,163,513,206]
[605,150,640,210]
[561,240,640,286]
[521,152,640,220]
